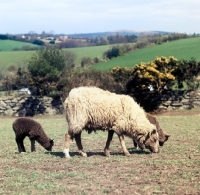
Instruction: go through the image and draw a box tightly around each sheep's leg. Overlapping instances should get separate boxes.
[30,139,36,152]
[104,130,114,156]
[16,136,26,153]
[118,135,130,156]
[63,133,71,158]
[74,132,87,157]
[133,139,139,150]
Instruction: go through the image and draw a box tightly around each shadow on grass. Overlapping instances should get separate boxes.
[127,147,151,155]
[48,151,106,158]
[47,148,150,158]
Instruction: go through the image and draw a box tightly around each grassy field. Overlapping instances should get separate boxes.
[94,37,200,70]
[1,37,200,71]
[0,45,111,70]
[0,40,38,52]
[0,111,200,194]
[0,50,34,71]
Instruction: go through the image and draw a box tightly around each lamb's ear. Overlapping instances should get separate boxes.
[165,134,170,138]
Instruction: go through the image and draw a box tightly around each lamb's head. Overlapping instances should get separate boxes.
[45,139,54,151]
[143,129,159,153]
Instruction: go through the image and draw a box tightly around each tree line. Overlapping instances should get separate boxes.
[1,32,198,51]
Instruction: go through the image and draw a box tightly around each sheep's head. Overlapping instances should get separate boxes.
[45,139,54,151]
[159,132,170,146]
[144,129,159,153]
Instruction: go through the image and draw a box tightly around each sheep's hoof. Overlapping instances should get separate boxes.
[65,155,71,158]
[104,149,110,157]
[81,152,87,157]
[125,153,131,157]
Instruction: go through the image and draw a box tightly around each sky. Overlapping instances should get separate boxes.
[0,0,200,35]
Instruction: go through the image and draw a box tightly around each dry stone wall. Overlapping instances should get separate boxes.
[0,95,63,117]
[0,90,200,116]
[157,90,200,111]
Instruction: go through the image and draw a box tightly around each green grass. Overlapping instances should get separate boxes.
[94,37,200,70]
[0,45,111,70]
[1,37,200,71]
[0,50,34,70]
[0,40,38,52]
[64,45,111,65]
[0,112,200,194]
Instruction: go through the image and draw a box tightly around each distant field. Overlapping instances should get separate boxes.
[1,37,200,71]
[94,37,200,70]
[0,40,38,52]
[0,45,112,70]
[65,45,112,65]
[0,50,34,71]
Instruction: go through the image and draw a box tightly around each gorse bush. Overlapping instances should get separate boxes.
[111,56,200,111]
[128,56,177,94]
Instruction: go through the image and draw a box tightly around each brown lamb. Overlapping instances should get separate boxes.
[12,117,54,153]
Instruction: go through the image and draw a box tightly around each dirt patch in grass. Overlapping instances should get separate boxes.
[0,114,200,195]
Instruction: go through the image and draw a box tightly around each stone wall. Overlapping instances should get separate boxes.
[157,90,200,111]
[1,90,200,116]
[0,95,63,117]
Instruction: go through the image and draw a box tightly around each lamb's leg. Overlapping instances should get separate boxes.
[16,136,26,153]
[104,130,114,156]
[74,132,87,157]
[63,133,71,158]
[118,135,130,156]
[30,139,36,152]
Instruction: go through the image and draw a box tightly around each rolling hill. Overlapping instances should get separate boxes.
[0,40,39,52]
[0,45,112,70]
[93,37,200,70]
[0,37,200,71]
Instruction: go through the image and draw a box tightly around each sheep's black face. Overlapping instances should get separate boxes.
[159,134,170,146]
[46,140,54,151]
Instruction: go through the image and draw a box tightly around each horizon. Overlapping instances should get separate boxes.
[2,29,182,36]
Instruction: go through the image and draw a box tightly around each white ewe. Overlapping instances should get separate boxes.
[63,87,159,158]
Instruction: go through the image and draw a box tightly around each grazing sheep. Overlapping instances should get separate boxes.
[104,113,170,156]
[63,86,159,158]
[12,117,54,153]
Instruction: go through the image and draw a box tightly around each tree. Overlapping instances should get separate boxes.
[173,58,200,90]
[104,46,121,59]
[27,45,75,95]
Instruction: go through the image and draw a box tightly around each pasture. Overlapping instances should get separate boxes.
[0,44,111,70]
[1,37,200,72]
[95,37,200,70]
[0,111,200,195]
[0,40,38,52]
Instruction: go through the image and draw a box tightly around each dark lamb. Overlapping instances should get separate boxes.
[12,117,54,153]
